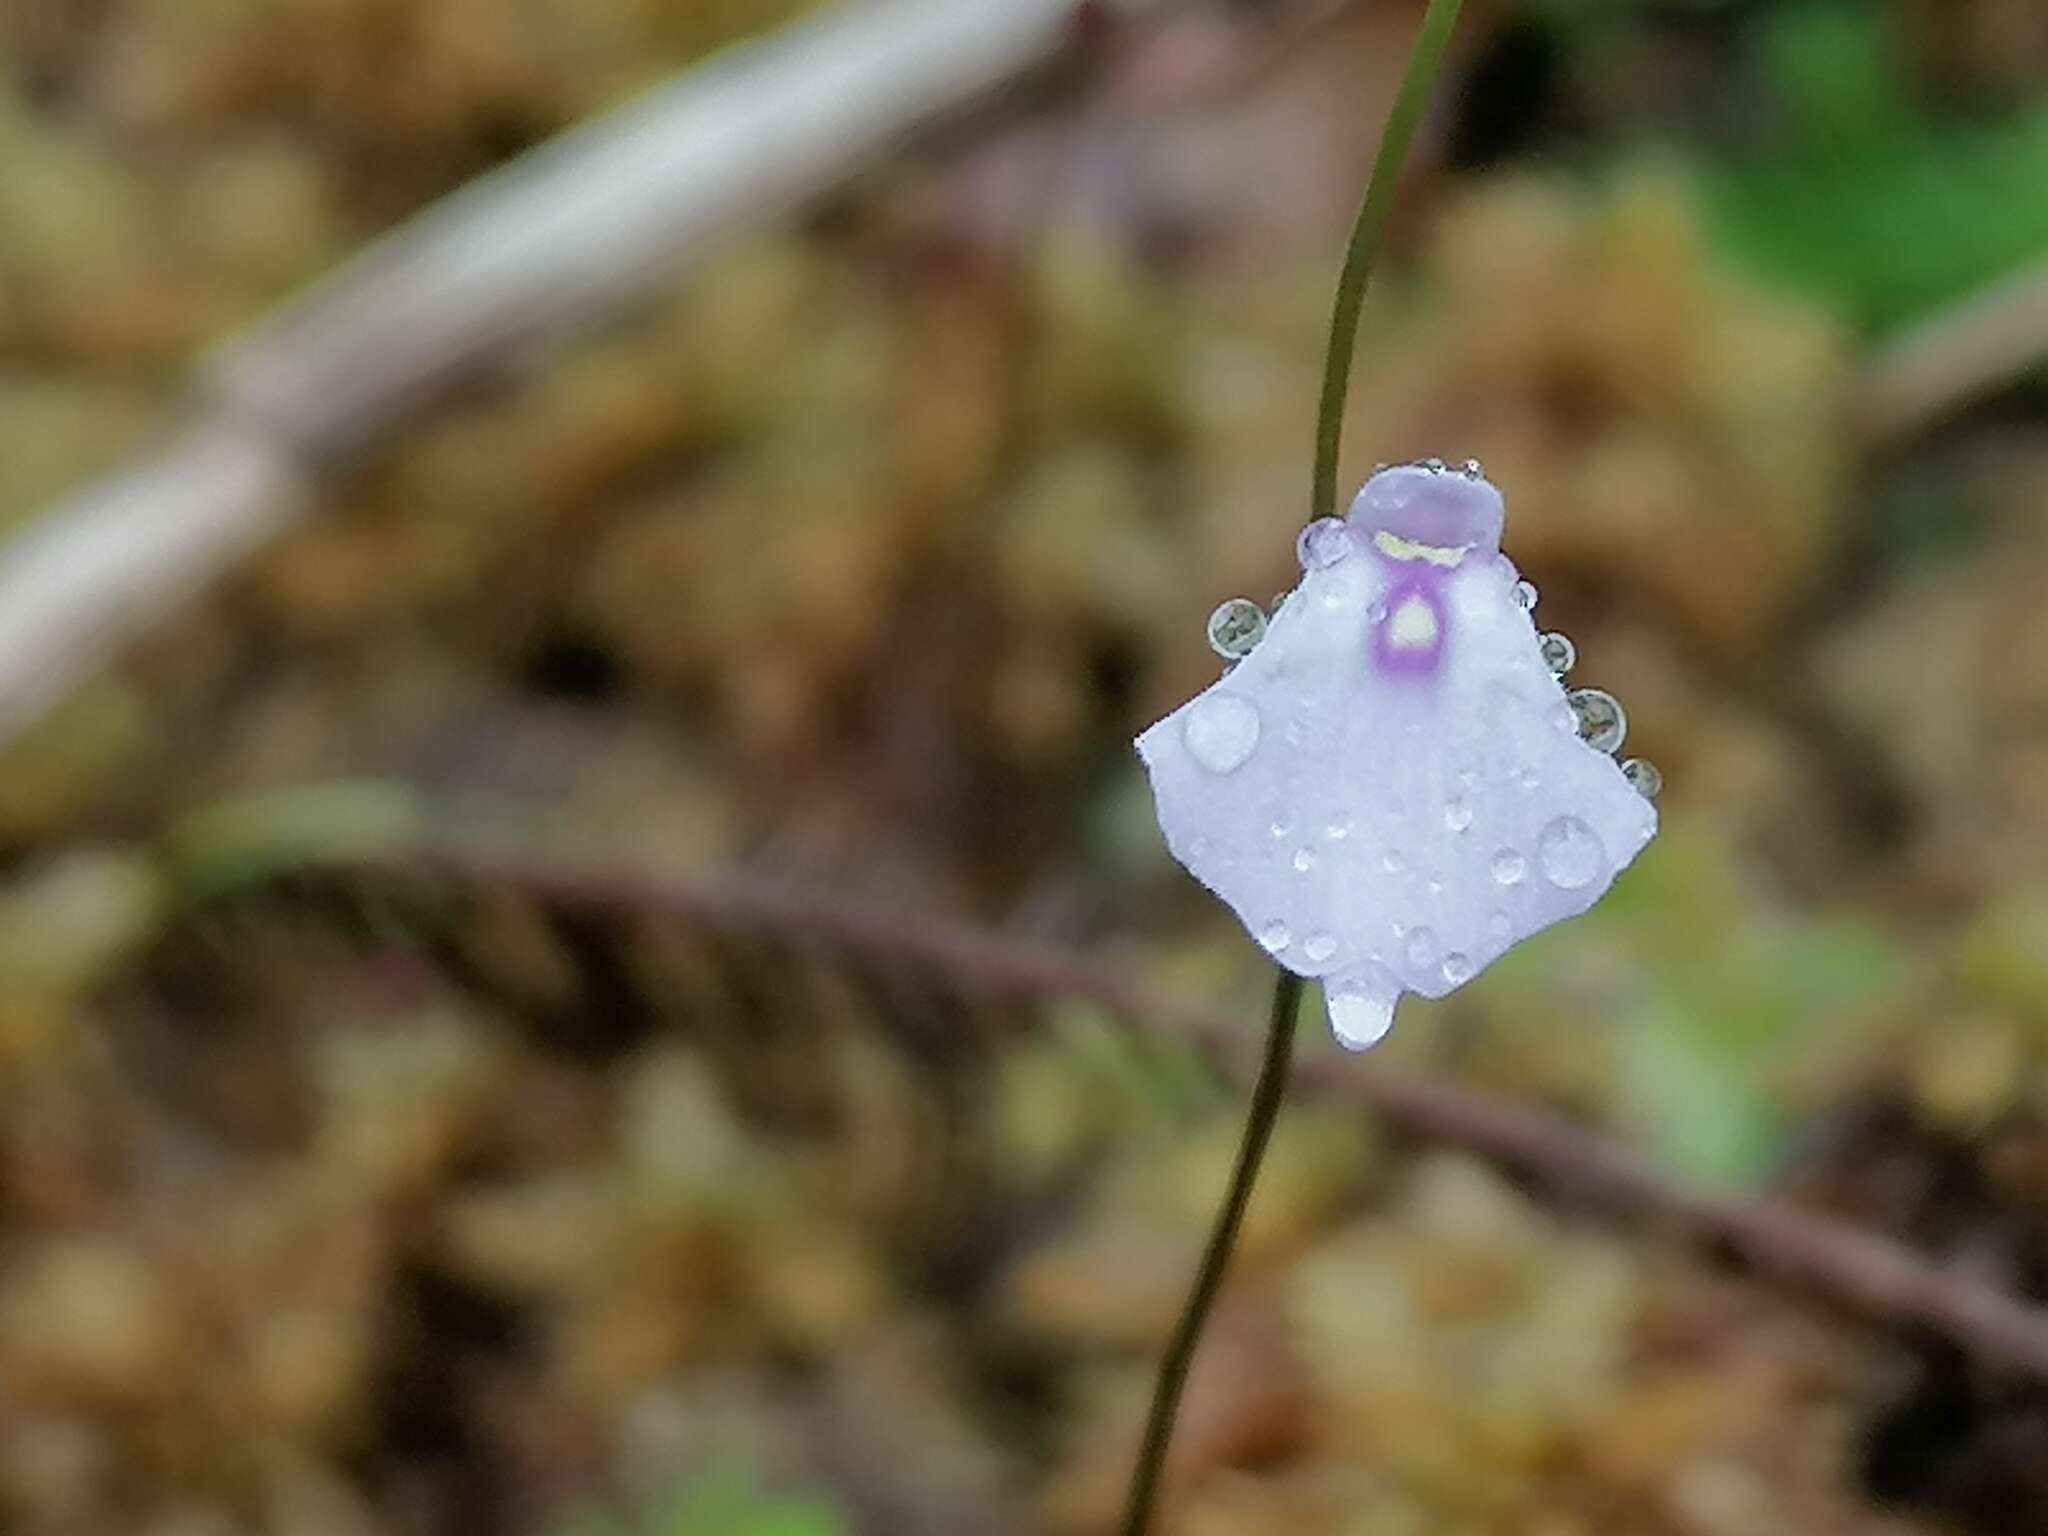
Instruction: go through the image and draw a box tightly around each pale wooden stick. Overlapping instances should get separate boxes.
[0,0,1119,746]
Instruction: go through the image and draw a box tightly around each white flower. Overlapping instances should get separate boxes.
[1137,463,1657,1049]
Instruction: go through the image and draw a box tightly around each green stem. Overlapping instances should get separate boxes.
[1117,971,1302,1536]
[1120,4,1466,1531]
[1311,0,1468,526]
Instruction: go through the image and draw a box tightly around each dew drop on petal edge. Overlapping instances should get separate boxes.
[1538,630,1576,676]
[1567,687,1628,755]
[1622,757,1663,799]
[1326,981,1394,1050]
[1207,598,1267,660]
[1296,518,1355,571]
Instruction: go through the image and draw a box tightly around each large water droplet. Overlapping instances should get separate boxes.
[1326,979,1395,1051]
[1293,846,1318,874]
[1538,816,1607,890]
[1257,920,1292,954]
[1622,757,1663,799]
[1206,599,1266,660]
[1567,688,1628,754]
[1491,847,1527,885]
[1538,630,1576,676]
[1511,579,1539,612]
[1296,518,1355,571]
[1441,952,1474,986]
[1183,693,1261,773]
[1303,931,1339,963]
[1444,796,1474,833]
[1404,927,1439,968]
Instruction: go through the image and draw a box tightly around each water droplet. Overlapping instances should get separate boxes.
[1550,702,1577,735]
[1427,872,1445,896]
[1441,952,1474,986]
[1567,688,1628,754]
[1285,717,1308,747]
[1296,518,1355,571]
[1326,813,1353,841]
[1257,920,1292,954]
[1444,797,1474,833]
[1365,596,1387,623]
[1538,815,1607,890]
[1462,459,1484,478]
[1458,766,1482,791]
[1381,849,1407,874]
[1622,757,1663,799]
[1303,931,1339,963]
[1538,630,1577,676]
[1293,846,1318,874]
[1207,598,1267,660]
[1491,848,1527,885]
[1489,910,1513,940]
[1518,768,1543,790]
[1511,579,1539,612]
[1183,693,1261,773]
[1405,927,1439,968]
[1269,818,1291,840]
[1321,588,1349,612]
[1326,980,1395,1051]
[1419,456,1447,472]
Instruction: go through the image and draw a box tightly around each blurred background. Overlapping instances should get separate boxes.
[3,0,2048,1531]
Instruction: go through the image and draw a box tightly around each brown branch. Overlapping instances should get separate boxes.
[1852,256,2048,446]
[413,850,2048,1380]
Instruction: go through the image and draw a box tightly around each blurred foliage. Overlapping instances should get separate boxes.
[552,1466,843,1536]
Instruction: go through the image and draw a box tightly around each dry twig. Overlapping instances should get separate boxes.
[413,850,2048,1381]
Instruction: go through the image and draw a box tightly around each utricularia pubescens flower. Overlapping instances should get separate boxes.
[1138,462,1658,1049]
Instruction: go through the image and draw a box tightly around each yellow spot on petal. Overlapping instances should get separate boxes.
[1388,596,1439,649]
[1373,530,1470,567]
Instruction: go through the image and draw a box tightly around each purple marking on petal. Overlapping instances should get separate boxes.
[1370,569,1449,680]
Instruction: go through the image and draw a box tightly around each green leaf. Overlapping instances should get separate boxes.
[1619,1009,1786,1188]
[1698,0,2048,331]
